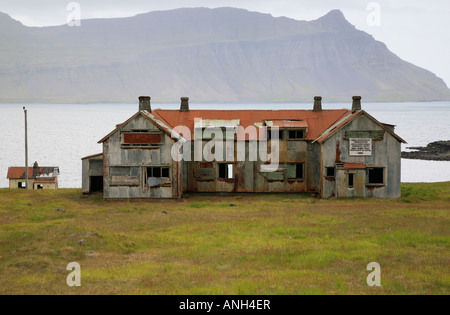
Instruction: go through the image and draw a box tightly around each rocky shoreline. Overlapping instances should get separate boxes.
[402,141,450,161]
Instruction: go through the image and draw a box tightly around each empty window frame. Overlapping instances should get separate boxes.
[348,173,355,188]
[18,182,26,189]
[267,128,283,141]
[287,163,305,180]
[218,163,234,180]
[37,185,44,190]
[200,127,229,140]
[367,167,385,185]
[326,167,336,178]
[288,129,305,140]
[147,167,170,178]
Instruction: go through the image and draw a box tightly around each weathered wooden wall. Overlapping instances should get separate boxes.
[103,114,182,199]
[320,114,401,198]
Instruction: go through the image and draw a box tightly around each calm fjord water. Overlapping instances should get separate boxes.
[0,102,449,188]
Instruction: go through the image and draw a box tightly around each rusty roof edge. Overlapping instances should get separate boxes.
[140,111,186,142]
[98,111,141,143]
[361,111,407,144]
[313,110,407,144]
[97,111,186,144]
[312,111,355,143]
[81,153,103,160]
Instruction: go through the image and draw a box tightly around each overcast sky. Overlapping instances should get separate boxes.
[1,0,449,87]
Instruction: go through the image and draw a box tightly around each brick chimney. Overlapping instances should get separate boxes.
[352,96,362,113]
[313,96,322,112]
[139,96,151,112]
[180,97,189,112]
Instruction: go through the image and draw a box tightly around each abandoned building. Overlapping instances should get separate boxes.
[7,161,60,190]
[82,96,406,199]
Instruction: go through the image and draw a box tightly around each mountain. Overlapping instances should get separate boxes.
[0,8,449,103]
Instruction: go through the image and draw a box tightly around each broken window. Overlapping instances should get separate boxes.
[288,130,305,140]
[147,167,170,178]
[218,163,234,180]
[348,173,354,188]
[18,182,26,189]
[326,167,336,178]
[287,163,305,180]
[367,168,384,185]
[144,167,171,188]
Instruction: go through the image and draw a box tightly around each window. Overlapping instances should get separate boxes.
[110,166,140,186]
[218,163,234,179]
[267,129,283,141]
[196,162,215,181]
[287,163,305,180]
[288,130,305,140]
[348,173,354,188]
[326,167,336,178]
[147,167,170,178]
[144,167,171,188]
[131,129,151,133]
[37,185,44,190]
[18,182,26,189]
[367,168,384,185]
[201,127,228,140]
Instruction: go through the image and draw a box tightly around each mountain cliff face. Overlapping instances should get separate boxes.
[0,8,449,103]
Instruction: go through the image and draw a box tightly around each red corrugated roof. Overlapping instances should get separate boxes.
[7,167,58,179]
[8,167,34,179]
[152,109,351,141]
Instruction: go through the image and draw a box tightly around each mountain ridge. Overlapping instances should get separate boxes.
[0,7,448,103]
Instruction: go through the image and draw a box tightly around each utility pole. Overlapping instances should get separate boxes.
[24,107,29,189]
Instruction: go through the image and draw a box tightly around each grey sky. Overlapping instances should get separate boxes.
[1,0,449,87]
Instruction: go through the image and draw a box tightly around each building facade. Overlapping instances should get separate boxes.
[82,96,405,199]
[7,162,59,190]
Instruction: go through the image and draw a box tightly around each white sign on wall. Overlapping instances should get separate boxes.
[349,138,372,156]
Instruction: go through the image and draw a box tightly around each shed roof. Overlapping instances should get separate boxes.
[81,153,103,160]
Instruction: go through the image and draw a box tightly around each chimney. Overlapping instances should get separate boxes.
[352,96,362,113]
[139,96,151,112]
[33,161,39,178]
[180,97,189,112]
[313,96,322,112]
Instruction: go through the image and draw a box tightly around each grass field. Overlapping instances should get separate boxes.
[0,182,448,295]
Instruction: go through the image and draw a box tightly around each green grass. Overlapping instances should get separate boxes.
[0,182,449,295]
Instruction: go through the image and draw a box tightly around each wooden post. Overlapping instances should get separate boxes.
[24,107,29,189]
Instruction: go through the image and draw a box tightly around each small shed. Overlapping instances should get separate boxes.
[81,153,103,194]
[7,161,60,190]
